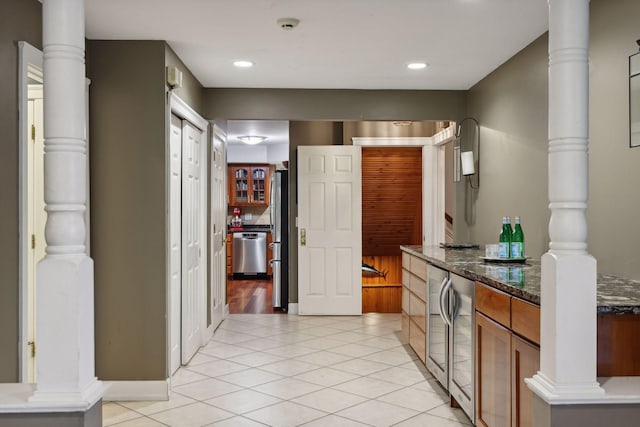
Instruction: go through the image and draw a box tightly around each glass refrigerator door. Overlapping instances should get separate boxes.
[426,264,449,388]
[449,273,475,422]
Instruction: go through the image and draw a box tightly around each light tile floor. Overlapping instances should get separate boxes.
[103,313,473,427]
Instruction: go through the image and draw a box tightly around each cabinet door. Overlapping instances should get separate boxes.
[476,312,511,427]
[226,233,233,276]
[250,166,269,205]
[230,166,250,204]
[511,335,539,427]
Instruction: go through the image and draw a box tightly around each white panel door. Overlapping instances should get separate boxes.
[298,146,362,315]
[169,114,182,374]
[210,123,226,329]
[182,121,203,363]
[26,91,44,382]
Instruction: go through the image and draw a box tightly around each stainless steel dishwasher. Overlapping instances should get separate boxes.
[232,232,267,275]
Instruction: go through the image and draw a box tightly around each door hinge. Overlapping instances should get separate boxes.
[31,234,35,249]
[28,341,36,358]
[31,124,36,142]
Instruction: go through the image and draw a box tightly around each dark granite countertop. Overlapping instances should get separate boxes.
[401,245,640,315]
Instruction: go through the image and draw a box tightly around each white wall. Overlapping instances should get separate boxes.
[227,143,289,164]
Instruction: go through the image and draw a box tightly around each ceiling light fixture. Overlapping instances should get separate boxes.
[233,60,254,68]
[407,62,428,70]
[237,135,267,145]
[392,121,413,127]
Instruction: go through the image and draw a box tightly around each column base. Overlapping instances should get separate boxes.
[29,379,108,410]
[0,398,102,427]
[526,372,604,405]
[532,392,640,427]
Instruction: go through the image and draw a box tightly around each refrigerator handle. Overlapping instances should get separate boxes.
[439,278,453,327]
[269,175,274,229]
[437,277,449,326]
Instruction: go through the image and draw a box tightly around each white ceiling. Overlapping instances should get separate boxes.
[84,0,549,91]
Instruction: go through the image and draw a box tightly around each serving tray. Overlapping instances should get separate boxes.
[481,256,528,264]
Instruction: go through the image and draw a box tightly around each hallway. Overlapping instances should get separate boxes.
[102,313,472,426]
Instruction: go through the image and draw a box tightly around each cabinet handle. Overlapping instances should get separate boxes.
[300,228,306,246]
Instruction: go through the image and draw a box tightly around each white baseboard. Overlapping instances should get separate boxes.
[288,303,299,315]
[103,380,169,401]
[224,304,230,317]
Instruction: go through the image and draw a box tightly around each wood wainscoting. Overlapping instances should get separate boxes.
[362,255,402,313]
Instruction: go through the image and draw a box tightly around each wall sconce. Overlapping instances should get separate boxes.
[461,151,475,176]
[455,117,480,189]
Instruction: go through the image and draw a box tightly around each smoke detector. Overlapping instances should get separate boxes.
[277,17,300,30]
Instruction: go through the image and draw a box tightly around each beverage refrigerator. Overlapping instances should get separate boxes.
[269,170,288,310]
[426,264,475,423]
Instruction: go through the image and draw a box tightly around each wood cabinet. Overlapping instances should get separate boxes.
[475,283,540,427]
[511,334,539,427]
[228,164,270,206]
[267,232,273,276]
[402,252,427,363]
[226,232,232,277]
[476,312,512,427]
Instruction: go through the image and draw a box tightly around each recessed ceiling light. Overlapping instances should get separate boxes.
[233,60,254,68]
[407,62,428,70]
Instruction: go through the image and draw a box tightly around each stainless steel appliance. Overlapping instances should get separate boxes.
[269,170,288,309]
[426,264,475,423]
[232,232,267,275]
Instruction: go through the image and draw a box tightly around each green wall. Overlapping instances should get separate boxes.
[87,40,169,380]
[464,33,550,259]
[464,0,640,280]
[587,0,640,279]
[0,0,42,383]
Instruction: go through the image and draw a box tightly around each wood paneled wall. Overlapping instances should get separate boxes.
[362,147,422,256]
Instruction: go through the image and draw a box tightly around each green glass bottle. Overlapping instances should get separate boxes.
[498,216,511,258]
[511,216,525,258]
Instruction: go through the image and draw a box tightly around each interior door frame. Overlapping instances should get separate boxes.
[167,93,209,375]
[352,125,455,246]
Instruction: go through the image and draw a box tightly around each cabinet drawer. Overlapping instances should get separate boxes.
[410,292,426,332]
[410,256,428,281]
[401,312,410,341]
[402,286,410,313]
[402,252,411,269]
[402,268,411,287]
[410,274,427,302]
[511,298,540,345]
[476,282,511,328]
[409,321,426,363]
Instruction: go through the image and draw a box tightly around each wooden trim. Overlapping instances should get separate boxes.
[362,282,402,288]
[475,282,511,328]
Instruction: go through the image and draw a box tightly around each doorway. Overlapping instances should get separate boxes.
[225,120,290,315]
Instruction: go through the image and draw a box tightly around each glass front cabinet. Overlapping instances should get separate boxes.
[229,164,270,206]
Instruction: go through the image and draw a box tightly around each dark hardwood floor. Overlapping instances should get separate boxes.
[227,277,280,314]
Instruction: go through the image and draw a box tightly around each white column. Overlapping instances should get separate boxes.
[526,0,604,403]
[29,0,106,407]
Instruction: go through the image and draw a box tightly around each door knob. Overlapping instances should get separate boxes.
[300,228,306,246]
